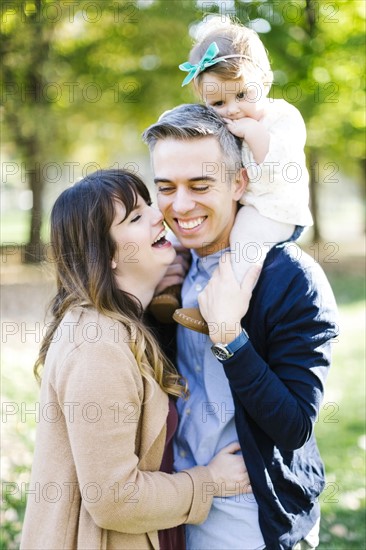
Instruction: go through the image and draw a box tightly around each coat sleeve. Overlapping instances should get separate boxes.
[221,264,339,451]
[55,335,213,533]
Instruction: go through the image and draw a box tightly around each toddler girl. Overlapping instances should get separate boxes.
[151,17,313,333]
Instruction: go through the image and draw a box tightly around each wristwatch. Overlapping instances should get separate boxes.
[211,329,249,361]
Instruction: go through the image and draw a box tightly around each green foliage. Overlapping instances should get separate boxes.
[315,271,366,548]
[2,0,364,170]
[1,470,27,550]
[259,0,365,178]
[1,1,365,248]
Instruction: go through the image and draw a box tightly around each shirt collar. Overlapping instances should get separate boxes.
[190,247,230,279]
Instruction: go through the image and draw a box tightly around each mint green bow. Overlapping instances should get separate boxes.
[179,42,222,87]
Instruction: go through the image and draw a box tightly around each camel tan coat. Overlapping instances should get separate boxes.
[20,307,213,549]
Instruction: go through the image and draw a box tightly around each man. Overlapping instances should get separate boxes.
[143,104,338,550]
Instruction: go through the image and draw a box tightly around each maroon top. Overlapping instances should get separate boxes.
[158,398,186,550]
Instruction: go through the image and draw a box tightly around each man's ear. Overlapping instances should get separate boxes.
[233,168,248,200]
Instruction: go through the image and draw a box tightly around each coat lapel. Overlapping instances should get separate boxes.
[138,378,169,471]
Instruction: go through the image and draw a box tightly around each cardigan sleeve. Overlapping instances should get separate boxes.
[221,262,339,451]
[55,330,213,533]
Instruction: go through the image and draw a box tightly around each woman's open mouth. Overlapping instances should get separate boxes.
[152,228,171,248]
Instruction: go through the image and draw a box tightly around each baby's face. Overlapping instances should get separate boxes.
[200,72,268,122]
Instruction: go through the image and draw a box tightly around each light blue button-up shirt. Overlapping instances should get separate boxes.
[174,249,265,550]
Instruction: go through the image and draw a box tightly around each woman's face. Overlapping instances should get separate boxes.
[110,195,176,298]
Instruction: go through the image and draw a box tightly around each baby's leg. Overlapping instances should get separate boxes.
[230,206,295,283]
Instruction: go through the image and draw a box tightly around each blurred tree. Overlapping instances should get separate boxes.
[1,0,59,261]
[1,0,202,261]
[1,0,364,259]
[225,0,365,239]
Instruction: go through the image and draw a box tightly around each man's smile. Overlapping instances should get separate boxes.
[175,216,207,230]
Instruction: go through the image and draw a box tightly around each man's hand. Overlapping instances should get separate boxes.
[198,253,262,344]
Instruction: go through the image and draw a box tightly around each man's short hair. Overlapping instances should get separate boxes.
[142,104,242,175]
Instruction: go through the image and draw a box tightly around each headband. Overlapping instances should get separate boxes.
[179,41,262,87]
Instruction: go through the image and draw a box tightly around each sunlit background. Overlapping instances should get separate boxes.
[1,1,365,548]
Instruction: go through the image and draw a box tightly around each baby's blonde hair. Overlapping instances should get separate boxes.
[189,15,273,93]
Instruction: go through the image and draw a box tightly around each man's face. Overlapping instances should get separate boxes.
[152,136,245,256]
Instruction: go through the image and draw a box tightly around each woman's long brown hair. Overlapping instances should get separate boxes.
[34,169,187,399]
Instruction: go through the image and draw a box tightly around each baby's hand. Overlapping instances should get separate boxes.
[223,117,258,139]
[224,117,270,164]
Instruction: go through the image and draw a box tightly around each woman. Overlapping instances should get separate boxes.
[20,169,249,550]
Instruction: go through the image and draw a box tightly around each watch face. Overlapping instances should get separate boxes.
[211,344,233,361]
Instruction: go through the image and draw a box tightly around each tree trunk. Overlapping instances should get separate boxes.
[24,152,44,263]
[23,1,47,262]
[305,0,321,242]
[308,149,321,242]
[361,158,366,234]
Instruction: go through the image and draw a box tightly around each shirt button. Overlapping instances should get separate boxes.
[195,365,202,372]
[186,408,191,415]
[195,283,202,292]
[179,450,187,458]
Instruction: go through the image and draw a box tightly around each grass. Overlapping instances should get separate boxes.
[315,271,366,549]
[0,267,365,549]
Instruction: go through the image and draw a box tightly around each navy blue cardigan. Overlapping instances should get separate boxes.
[149,242,338,550]
[220,243,338,549]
